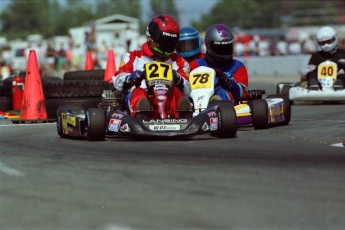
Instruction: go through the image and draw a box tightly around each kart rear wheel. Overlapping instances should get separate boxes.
[281,85,291,98]
[281,85,293,105]
[86,108,105,141]
[213,101,237,138]
[250,99,269,129]
[56,105,84,138]
[276,82,293,95]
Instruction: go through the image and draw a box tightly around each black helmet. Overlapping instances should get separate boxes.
[146,14,180,57]
[205,24,234,63]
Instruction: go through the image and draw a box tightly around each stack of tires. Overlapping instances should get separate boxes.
[43,69,113,119]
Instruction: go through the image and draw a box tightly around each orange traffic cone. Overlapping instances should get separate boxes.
[20,50,47,121]
[84,51,94,70]
[104,49,116,82]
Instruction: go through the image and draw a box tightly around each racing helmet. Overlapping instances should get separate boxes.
[146,14,180,57]
[205,24,234,63]
[316,26,338,53]
[176,27,202,58]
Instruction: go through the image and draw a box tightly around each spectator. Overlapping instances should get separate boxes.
[288,38,302,55]
[45,43,56,70]
[303,34,317,54]
[257,36,270,56]
[276,36,288,55]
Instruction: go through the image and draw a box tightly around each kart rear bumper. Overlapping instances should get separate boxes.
[289,87,345,101]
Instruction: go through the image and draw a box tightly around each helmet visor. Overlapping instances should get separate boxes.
[176,38,200,53]
[318,37,336,46]
[153,35,179,56]
[209,41,233,56]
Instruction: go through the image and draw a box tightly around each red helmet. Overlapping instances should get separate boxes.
[146,15,180,57]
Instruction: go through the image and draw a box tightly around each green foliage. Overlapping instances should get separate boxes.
[94,0,140,18]
[1,0,343,41]
[0,0,141,40]
[191,0,345,31]
[191,0,282,31]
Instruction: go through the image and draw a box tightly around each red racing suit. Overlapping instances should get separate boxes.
[112,42,191,117]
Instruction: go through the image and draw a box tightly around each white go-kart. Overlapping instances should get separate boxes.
[277,60,345,103]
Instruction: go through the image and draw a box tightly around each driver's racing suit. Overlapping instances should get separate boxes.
[112,42,191,117]
[306,48,345,88]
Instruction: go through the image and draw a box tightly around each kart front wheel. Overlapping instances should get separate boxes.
[214,101,237,138]
[86,108,106,141]
[56,105,84,138]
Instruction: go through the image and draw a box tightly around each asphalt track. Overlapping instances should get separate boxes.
[0,75,345,230]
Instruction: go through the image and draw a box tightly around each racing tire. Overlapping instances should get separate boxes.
[2,77,13,97]
[56,105,85,138]
[63,69,105,81]
[211,100,237,138]
[276,82,293,95]
[266,95,291,126]
[250,99,269,129]
[281,85,293,105]
[0,96,12,111]
[43,80,107,98]
[45,97,101,120]
[207,99,231,109]
[281,85,291,98]
[85,108,105,141]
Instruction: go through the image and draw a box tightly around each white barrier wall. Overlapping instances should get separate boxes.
[237,54,311,77]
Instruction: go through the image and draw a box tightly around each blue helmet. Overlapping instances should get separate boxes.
[176,27,202,58]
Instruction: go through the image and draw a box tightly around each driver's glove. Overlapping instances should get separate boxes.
[125,70,143,87]
[172,70,183,85]
[218,72,236,90]
[338,61,345,70]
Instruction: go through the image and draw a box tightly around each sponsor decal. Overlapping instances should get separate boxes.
[214,41,232,45]
[143,119,188,124]
[209,118,218,131]
[111,112,124,119]
[67,115,76,126]
[162,32,178,37]
[108,119,122,132]
[202,122,209,131]
[157,95,167,100]
[197,95,205,102]
[149,124,180,131]
[207,111,217,117]
[120,123,130,132]
[269,103,284,123]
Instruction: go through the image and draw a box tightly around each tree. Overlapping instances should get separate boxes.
[94,0,140,19]
[191,0,281,31]
[191,0,345,31]
[0,0,50,39]
[0,0,98,40]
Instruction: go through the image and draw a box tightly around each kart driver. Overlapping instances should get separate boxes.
[305,26,345,90]
[189,24,249,105]
[112,14,191,119]
[176,27,205,63]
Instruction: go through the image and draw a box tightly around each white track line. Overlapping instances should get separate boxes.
[0,161,24,176]
[0,122,56,127]
[331,143,345,148]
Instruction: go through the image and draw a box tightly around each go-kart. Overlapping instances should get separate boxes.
[189,66,291,129]
[276,60,345,103]
[56,62,237,141]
